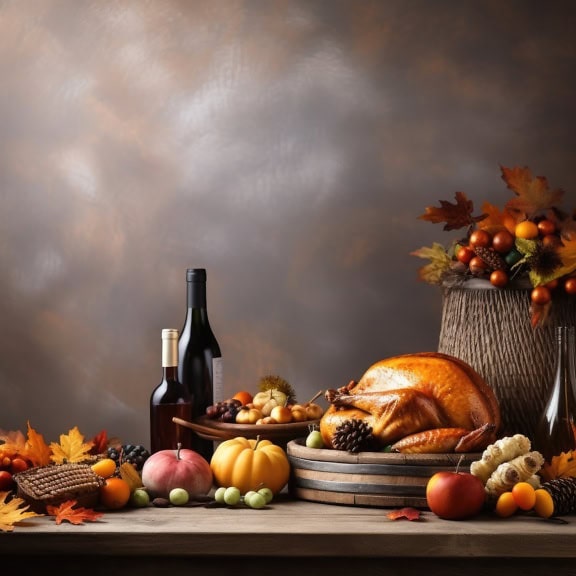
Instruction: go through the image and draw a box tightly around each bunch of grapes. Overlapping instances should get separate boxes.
[107,444,151,471]
[205,398,243,423]
[455,218,576,305]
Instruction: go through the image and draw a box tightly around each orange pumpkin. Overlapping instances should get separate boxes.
[210,436,290,495]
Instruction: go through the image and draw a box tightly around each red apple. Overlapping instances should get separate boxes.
[141,444,213,499]
[426,470,486,520]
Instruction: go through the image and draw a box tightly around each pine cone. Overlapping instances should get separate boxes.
[332,418,375,453]
[541,477,576,516]
[474,246,507,271]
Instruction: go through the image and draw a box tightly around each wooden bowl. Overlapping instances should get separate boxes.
[173,415,319,448]
[286,438,481,508]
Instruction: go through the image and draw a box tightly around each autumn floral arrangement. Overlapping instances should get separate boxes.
[412,165,576,327]
[0,423,120,531]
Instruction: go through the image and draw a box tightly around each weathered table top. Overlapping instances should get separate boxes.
[2,495,575,576]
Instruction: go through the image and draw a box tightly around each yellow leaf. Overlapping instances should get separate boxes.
[411,243,452,285]
[555,236,576,278]
[539,450,576,482]
[0,491,43,532]
[50,426,94,464]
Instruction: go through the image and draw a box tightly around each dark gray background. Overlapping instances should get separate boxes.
[1,0,575,448]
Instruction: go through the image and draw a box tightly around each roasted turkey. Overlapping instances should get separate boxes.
[320,352,501,453]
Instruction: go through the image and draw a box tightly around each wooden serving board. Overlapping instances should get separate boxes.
[287,439,481,508]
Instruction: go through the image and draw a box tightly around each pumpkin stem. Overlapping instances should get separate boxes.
[176,442,182,460]
[255,435,262,450]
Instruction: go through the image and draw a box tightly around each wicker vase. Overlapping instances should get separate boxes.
[437,279,576,440]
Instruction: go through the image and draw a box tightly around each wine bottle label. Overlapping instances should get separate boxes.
[212,357,224,404]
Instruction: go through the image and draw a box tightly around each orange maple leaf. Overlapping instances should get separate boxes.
[0,491,43,532]
[24,422,52,467]
[46,500,103,525]
[50,426,94,464]
[502,165,564,217]
[418,191,487,231]
[539,451,576,482]
[387,507,421,521]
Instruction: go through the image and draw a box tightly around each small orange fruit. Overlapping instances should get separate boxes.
[495,491,518,518]
[100,477,131,510]
[511,481,536,511]
[515,220,539,239]
[232,391,253,406]
[91,458,117,479]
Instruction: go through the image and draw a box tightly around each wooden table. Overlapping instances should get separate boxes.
[2,495,575,576]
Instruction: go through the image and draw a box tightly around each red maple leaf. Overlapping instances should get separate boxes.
[89,429,109,455]
[386,507,421,521]
[418,192,487,231]
[46,500,104,525]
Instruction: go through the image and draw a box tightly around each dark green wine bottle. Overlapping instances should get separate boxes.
[178,268,223,460]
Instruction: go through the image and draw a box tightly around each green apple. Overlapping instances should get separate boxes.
[169,487,190,506]
[306,430,324,449]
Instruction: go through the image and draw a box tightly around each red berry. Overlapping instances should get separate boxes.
[456,246,474,265]
[564,277,576,295]
[490,270,508,288]
[492,230,515,253]
[469,256,488,275]
[531,286,551,305]
[0,470,14,491]
[469,229,492,248]
[537,219,556,236]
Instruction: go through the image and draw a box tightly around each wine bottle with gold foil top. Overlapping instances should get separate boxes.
[534,325,576,464]
[150,329,193,454]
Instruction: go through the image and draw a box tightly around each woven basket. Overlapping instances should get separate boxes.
[437,279,576,440]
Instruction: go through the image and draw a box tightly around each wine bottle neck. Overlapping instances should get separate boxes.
[162,329,179,367]
[163,366,179,381]
[186,280,207,309]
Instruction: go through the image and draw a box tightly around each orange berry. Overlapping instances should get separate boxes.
[456,246,474,265]
[495,491,518,518]
[515,220,539,239]
[534,488,554,519]
[100,477,131,510]
[564,277,576,295]
[232,391,254,406]
[469,229,492,248]
[537,219,556,236]
[469,256,488,276]
[511,481,536,510]
[91,458,117,479]
[531,286,551,305]
[490,270,508,288]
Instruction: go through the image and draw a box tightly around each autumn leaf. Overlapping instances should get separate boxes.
[539,451,576,482]
[24,421,52,467]
[46,500,103,525]
[89,429,109,456]
[387,507,421,521]
[411,243,453,285]
[0,429,27,457]
[530,300,552,329]
[0,491,43,532]
[418,191,487,231]
[502,165,564,217]
[555,236,576,278]
[50,426,94,464]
